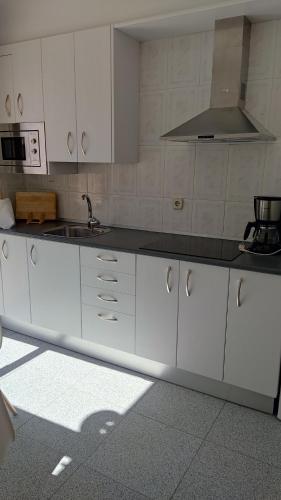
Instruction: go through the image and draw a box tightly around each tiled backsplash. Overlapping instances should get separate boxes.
[11,20,281,238]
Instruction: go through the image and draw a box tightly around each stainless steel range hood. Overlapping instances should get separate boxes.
[161,16,275,143]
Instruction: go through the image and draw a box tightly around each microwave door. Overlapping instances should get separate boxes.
[0,131,29,168]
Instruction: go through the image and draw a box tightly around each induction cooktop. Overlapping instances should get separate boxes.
[140,234,241,262]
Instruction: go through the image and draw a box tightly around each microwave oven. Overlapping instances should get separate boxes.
[0,122,47,174]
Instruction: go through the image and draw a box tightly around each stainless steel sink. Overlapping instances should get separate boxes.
[43,225,110,238]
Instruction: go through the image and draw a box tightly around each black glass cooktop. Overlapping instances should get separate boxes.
[140,234,241,261]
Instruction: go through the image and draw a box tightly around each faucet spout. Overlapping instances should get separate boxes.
[81,194,100,230]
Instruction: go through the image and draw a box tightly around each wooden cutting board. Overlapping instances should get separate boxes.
[16,192,57,224]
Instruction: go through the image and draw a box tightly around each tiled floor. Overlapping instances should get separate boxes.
[1,330,281,499]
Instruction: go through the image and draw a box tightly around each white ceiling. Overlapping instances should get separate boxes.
[0,0,280,45]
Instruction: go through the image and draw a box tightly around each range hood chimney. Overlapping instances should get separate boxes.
[161,16,275,143]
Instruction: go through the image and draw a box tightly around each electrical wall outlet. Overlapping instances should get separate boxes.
[173,198,184,210]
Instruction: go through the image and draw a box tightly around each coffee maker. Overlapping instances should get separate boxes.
[242,196,281,255]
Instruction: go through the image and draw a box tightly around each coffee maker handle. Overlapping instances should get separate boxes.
[244,222,256,241]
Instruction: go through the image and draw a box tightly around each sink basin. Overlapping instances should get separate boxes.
[43,225,110,238]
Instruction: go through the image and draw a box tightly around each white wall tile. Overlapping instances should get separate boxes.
[139,91,165,145]
[140,39,168,90]
[110,163,137,195]
[263,141,281,196]
[199,31,214,84]
[268,78,281,138]
[227,144,266,202]
[223,202,254,240]
[192,200,224,236]
[194,145,228,201]
[87,165,109,194]
[248,21,277,80]
[57,191,88,222]
[245,79,272,128]
[135,197,163,231]
[108,196,137,228]
[137,147,163,197]
[165,87,198,131]
[163,146,195,198]
[162,198,192,233]
[167,33,201,87]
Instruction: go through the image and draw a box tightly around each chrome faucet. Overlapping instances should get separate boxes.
[81,194,100,230]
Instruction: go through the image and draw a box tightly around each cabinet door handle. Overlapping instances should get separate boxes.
[166,266,172,293]
[236,278,243,307]
[67,131,73,155]
[186,269,192,297]
[5,94,11,117]
[30,244,37,266]
[1,240,8,260]
[81,131,86,156]
[97,275,118,283]
[97,255,118,263]
[17,93,23,116]
[97,313,118,322]
[97,294,118,303]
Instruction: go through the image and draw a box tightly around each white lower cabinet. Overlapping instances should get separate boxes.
[136,255,179,366]
[0,235,30,322]
[177,262,229,380]
[27,239,81,338]
[224,269,281,397]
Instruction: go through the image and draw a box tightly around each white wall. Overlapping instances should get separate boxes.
[23,19,281,240]
[0,0,243,44]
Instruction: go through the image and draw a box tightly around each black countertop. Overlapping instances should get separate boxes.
[2,221,281,276]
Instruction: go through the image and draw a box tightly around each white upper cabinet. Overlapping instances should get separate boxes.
[177,262,229,381]
[42,33,77,162]
[224,269,281,397]
[136,255,179,366]
[75,26,139,163]
[0,55,15,123]
[12,40,44,122]
[27,239,81,338]
[0,235,30,322]
[75,26,112,163]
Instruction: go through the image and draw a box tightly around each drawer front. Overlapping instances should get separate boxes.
[82,304,135,353]
[82,286,135,316]
[81,266,135,295]
[80,247,135,275]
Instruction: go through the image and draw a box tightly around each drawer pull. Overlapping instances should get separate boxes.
[186,269,192,297]
[97,275,118,283]
[97,313,118,322]
[166,266,172,294]
[97,294,118,303]
[1,240,8,260]
[97,256,118,263]
[236,278,243,308]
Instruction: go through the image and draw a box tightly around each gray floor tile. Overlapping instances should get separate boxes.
[0,432,79,500]
[52,465,147,500]
[173,441,281,500]
[207,402,281,467]
[18,386,125,461]
[91,411,202,499]
[134,381,224,438]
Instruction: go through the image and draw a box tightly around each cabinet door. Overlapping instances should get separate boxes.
[136,255,179,366]
[75,26,112,163]
[12,40,44,122]
[42,34,77,162]
[177,262,229,380]
[0,55,15,123]
[27,239,81,338]
[224,269,281,397]
[0,235,30,322]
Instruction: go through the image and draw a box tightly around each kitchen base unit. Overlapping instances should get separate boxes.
[1,314,274,415]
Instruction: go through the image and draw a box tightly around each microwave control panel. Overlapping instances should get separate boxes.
[28,131,40,166]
